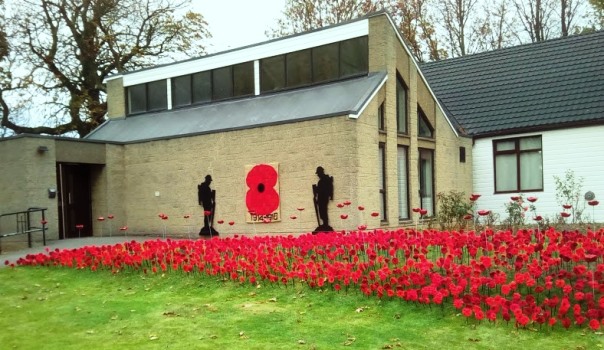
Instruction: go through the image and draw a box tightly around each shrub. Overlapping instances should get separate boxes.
[502,195,535,230]
[436,191,473,230]
[554,169,585,224]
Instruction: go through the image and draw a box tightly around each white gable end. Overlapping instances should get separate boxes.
[473,125,604,223]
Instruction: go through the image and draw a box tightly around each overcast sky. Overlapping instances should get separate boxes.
[193,0,286,53]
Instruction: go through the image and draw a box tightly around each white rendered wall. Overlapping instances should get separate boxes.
[472,125,604,224]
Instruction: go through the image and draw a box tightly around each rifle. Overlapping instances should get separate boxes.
[210,190,216,236]
[312,184,320,226]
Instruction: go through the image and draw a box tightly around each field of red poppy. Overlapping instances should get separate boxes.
[3,227,604,348]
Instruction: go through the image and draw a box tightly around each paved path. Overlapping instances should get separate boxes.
[1,235,164,267]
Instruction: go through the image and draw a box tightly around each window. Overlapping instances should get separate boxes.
[418,106,433,138]
[260,36,368,93]
[419,149,434,216]
[260,55,285,92]
[378,103,385,131]
[127,84,147,114]
[127,80,167,114]
[192,71,212,104]
[212,66,233,100]
[340,36,368,78]
[312,42,339,83]
[459,147,466,163]
[286,49,312,88]
[396,75,408,134]
[493,136,543,193]
[397,146,409,220]
[147,80,167,111]
[379,143,387,221]
[172,75,192,108]
[233,61,255,97]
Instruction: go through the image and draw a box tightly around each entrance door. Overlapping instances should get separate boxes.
[57,163,92,239]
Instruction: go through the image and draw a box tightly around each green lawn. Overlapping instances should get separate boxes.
[0,267,602,349]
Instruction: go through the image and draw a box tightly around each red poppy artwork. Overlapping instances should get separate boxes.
[245,163,280,223]
[12,225,604,331]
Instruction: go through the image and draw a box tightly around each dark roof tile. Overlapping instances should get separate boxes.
[421,31,604,137]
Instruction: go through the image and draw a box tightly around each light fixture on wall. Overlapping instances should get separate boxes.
[37,145,49,154]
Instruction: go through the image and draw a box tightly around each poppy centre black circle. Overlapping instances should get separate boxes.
[257,183,265,193]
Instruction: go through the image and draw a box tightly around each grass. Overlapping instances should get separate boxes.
[1,267,603,350]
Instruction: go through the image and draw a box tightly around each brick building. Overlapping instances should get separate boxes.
[0,12,472,241]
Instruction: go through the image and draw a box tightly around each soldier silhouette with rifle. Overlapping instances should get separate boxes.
[313,166,334,233]
[198,174,218,236]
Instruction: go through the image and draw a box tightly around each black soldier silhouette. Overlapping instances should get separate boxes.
[198,174,218,236]
[312,166,334,233]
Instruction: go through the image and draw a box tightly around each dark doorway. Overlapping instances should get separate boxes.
[57,163,93,239]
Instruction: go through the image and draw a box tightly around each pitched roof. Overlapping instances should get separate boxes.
[420,31,604,137]
[86,72,387,143]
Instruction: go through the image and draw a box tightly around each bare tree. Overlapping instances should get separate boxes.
[437,0,481,56]
[513,0,557,42]
[390,0,446,62]
[474,0,520,52]
[0,0,210,137]
[268,0,385,37]
[560,0,582,36]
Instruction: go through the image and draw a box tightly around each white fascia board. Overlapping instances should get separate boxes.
[122,20,369,87]
[383,15,460,138]
[348,74,388,119]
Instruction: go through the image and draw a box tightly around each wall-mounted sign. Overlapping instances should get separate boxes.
[245,163,280,223]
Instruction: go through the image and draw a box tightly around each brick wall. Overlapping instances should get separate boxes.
[101,116,376,236]
[0,137,59,246]
[106,78,126,119]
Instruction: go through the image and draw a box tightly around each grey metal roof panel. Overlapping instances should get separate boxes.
[87,72,387,143]
[421,31,604,137]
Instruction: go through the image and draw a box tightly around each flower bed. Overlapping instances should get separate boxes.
[9,227,604,330]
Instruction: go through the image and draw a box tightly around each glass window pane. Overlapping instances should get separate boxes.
[495,140,515,152]
[419,149,434,215]
[340,36,368,77]
[418,107,433,138]
[147,80,167,111]
[286,49,311,88]
[379,144,386,220]
[312,43,339,83]
[378,103,385,131]
[495,154,517,191]
[172,75,191,108]
[192,71,211,104]
[212,66,233,100]
[233,61,254,97]
[520,151,543,190]
[128,84,146,114]
[397,146,409,220]
[261,55,285,92]
[520,136,542,150]
[397,76,407,134]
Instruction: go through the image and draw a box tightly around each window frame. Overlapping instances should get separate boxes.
[127,81,168,115]
[397,145,409,221]
[378,103,385,132]
[418,148,435,216]
[379,142,388,222]
[492,135,544,193]
[417,105,434,139]
[260,36,369,94]
[396,74,408,135]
